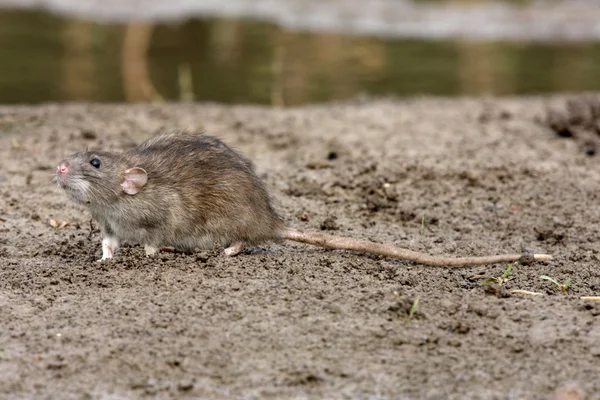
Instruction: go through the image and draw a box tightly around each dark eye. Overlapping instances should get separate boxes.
[90,158,101,168]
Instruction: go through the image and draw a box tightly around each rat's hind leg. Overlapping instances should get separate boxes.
[100,236,119,261]
[144,244,159,256]
[144,245,176,256]
[224,241,245,257]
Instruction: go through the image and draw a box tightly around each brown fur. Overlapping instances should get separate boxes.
[56,130,285,253]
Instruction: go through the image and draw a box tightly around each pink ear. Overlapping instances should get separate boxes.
[121,167,148,195]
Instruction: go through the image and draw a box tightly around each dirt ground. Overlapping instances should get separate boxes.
[1,95,600,399]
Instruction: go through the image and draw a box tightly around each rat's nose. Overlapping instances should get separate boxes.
[57,162,69,175]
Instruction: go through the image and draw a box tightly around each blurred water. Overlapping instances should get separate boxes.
[0,2,599,105]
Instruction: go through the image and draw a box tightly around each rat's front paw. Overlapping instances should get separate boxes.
[101,237,119,260]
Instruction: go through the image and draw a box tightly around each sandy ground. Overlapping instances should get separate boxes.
[1,95,600,399]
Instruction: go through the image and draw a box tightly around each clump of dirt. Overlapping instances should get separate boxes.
[1,97,600,398]
[544,93,600,155]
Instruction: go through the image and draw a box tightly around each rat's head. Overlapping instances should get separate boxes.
[55,151,148,207]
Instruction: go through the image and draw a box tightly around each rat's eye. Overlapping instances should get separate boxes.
[90,158,101,168]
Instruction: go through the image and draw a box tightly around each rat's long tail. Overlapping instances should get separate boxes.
[284,228,552,267]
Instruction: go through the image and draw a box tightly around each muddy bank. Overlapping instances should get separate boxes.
[0,96,599,398]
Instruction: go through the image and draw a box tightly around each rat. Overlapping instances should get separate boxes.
[55,130,552,266]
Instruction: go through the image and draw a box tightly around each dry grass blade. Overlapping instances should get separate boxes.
[509,289,543,296]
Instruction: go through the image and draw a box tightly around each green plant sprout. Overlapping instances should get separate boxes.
[420,215,425,237]
[406,297,420,323]
[481,264,513,286]
[540,275,572,295]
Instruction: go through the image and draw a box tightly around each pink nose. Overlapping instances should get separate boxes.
[57,162,69,175]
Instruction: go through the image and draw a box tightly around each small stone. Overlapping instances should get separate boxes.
[177,380,194,392]
[320,216,338,231]
[80,129,97,139]
[589,346,600,357]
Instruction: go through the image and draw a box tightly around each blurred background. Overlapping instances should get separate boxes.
[0,0,599,106]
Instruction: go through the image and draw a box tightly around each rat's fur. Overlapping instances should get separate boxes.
[56,131,285,259]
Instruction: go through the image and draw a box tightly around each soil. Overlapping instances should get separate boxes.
[1,95,600,399]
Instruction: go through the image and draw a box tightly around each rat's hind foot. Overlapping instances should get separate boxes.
[144,246,175,257]
[144,245,159,257]
[224,242,244,257]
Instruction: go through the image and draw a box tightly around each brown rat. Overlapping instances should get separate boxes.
[55,130,552,266]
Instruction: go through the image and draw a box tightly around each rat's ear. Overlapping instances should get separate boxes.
[121,167,148,195]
